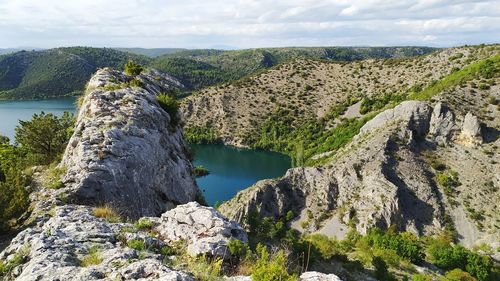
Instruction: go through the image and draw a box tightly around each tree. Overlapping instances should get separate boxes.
[0,135,9,145]
[124,60,144,76]
[15,112,74,164]
[156,93,180,127]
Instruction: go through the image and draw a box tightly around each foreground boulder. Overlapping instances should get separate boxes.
[0,205,193,281]
[299,272,344,281]
[151,202,248,257]
[60,68,201,219]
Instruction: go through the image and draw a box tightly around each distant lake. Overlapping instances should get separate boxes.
[0,97,77,142]
[190,144,291,206]
[0,98,291,205]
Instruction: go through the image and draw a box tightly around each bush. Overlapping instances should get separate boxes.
[366,229,424,264]
[15,111,74,164]
[93,205,121,223]
[228,239,250,260]
[157,93,180,127]
[372,256,396,281]
[124,60,144,76]
[444,268,476,281]
[185,255,223,281]
[134,218,153,230]
[304,234,341,260]
[127,239,146,251]
[412,274,433,281]
[252,244,297,281]
[193,166,209,177]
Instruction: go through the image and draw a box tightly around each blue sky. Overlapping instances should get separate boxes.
[0,0,498,49]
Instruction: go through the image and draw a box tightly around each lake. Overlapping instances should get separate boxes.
[0,97,77,141]
[190,144,291,205]
[0,98,291,205]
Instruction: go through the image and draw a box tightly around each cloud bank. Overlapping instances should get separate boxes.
[0,0,498,48]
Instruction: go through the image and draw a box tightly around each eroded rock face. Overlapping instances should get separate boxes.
[60,68,201,219]
[151,202,248,257]
[0,205,193,281]
[220,101,493,238]
[459,112,483,145]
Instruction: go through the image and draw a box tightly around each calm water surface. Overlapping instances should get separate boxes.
[0,98,291,205]
[190,144,291,206]
[0,97,77,141]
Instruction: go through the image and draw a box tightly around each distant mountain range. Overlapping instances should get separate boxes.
[0,46,437,100]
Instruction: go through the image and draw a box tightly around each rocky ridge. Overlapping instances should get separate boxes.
[59,68,200,219]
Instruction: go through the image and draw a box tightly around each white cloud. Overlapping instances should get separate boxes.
[0,0,498,48]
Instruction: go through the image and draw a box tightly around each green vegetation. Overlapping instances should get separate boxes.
[15,111,74,164]
[252,244,297,281]
[360,93,405,114]
[157,93,180,127]
[193,165,210,177]
[127,239,146,251]
[411,55,500,101]
[134,218,153,231]
[124,60,144,76]
[0,244,30,276]
[0,47,148,99]
[81,245,103,267]
[184,126,221,144]
[44,165,67,189]
[436,170,461,196]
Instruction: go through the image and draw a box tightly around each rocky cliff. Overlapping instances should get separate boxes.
[219,99,499,248]
[59,68,200,219]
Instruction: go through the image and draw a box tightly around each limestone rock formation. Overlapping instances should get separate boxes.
[151,202,248,257]
[0,205,193,281]
[59,68,201,219]
[299,271,344,281]
[459,112,483,145]
[220,101,498,245]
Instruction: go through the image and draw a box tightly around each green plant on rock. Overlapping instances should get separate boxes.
[81,245,103,267]
[252,244,297,281]
[157,93,180,127]
[124,60,144,76]
[45,165,67,189]
[127,239,146,251]
[134,218,153,231]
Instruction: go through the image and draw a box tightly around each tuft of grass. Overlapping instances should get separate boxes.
[93,205,121,223]
[127,239,146,251]
[81,246,103,267]
[45,166,67,189]
[134,218,153,231]
[0,244,30,276]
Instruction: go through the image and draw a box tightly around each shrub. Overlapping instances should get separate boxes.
[15,111,74,164]
[252,244,297,281]
[157,93,180,127]
[127,239,146,251]
[134,218,153,230]
[304,234,341,260]
[372,256,396,281]
[128,78,144,88]
[185,255,223,281]
[228,239,250,260]
[193,166,209,177]
[124,60,144,76]
[93,205,121,223]
[81,246,102,267]
[184,126,221,144]
[412,274,433,281]
[444,268,476,281]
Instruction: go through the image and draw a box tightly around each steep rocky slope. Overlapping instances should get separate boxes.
[182,45,499,148]
[58,68,199,219]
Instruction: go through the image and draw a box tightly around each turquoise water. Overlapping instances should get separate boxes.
[190,144,291,206]
[0,98,291,205]
[0,97,77,142]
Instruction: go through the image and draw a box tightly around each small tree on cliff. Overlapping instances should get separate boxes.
[124,60,144,76]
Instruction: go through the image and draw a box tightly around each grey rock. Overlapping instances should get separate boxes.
[0,205,190,281]
[59,68,201,219]
[299,272,343,281]
[151,202,248,257]
[428,102,458,145]
[459,112,483,145]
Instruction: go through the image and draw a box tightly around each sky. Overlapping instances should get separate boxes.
[0,0,499,49]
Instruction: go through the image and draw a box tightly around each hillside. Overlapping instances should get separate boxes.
[152,46,437,90]
[0,46,436,100]
[0,47,149,100]
[181,45,499,155]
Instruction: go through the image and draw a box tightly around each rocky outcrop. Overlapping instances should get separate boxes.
[459,112,483,145]
[220,100,498,243]
[299,272,343,281]
[151,202,248,258]
[0,205,193,281]
[59,68,201,219]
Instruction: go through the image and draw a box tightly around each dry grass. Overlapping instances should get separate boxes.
[92,205,121,223]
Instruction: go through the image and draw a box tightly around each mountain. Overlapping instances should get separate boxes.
[0,47,149,100]
[114,47,186,58]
